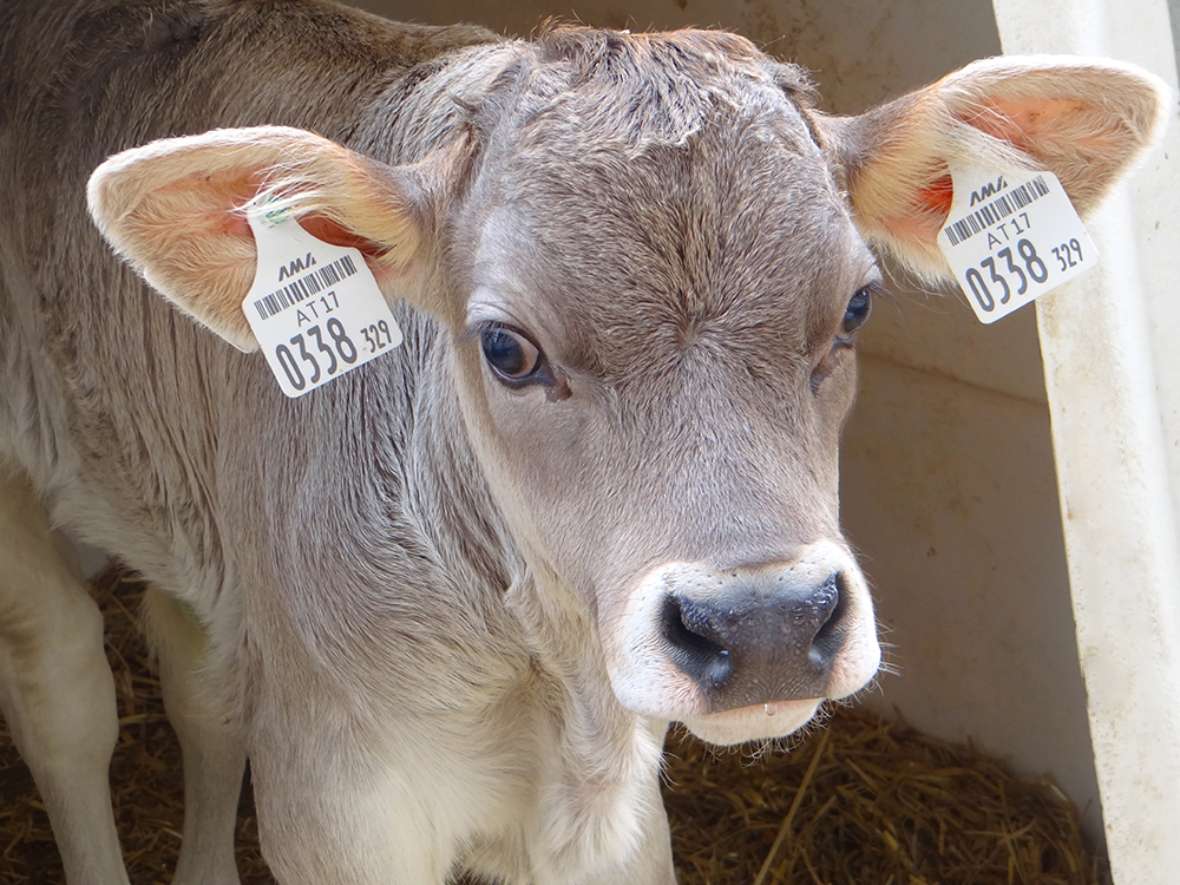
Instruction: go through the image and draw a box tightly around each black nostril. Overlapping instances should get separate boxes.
[808,573,847,669]
[660,595,733,691]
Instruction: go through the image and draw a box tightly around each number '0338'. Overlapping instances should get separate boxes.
[965,238,1048,313]
[274,318,358,391]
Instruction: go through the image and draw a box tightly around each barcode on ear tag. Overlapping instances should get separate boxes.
[241,208,403,397]
[938,164,1098,324]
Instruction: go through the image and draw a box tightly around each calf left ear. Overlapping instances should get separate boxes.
[819,57,1169,281]
[88,126,460,351]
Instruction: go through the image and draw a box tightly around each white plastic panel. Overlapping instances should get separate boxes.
[990,1,1180,881]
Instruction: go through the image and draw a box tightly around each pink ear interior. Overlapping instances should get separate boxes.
[960,96,1108,153]
[956,99,1038,152]
[880,96,1127,253]
[146,167,259,248]
[870,175,954,253]
[917,175,954,218]
[221,213,388,268]
[299,215,389,261]
[152,160,392,255]
[958,93,1148,171]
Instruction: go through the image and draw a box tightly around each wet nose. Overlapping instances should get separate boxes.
[659,572,848,710]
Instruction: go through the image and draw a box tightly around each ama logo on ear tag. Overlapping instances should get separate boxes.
[969,175,1007,206]
[278,252,318,281]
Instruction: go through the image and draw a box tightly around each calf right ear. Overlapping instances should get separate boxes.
[818,57,1169,281]
[88,126,458,351]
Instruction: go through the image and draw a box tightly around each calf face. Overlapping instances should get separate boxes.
[88,28,1166,745]
[448,35,882,743]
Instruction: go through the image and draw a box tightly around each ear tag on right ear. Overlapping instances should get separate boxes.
[938,163,1098,324]
[242,204,403,398]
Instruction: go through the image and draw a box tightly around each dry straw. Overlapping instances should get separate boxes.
[1,569,1108,884]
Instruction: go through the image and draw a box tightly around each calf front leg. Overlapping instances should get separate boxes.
[532,776,677,885]
[250,715,461,884]
[613,793,677,885]
[143,587,246,885]
[0,471,129,885]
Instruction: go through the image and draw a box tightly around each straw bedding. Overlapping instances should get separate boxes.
[0,568,1108,884]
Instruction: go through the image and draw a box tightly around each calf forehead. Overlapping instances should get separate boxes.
[486,112,859,378]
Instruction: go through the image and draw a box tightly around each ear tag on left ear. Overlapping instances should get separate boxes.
[938,163,1098,324]
[241,204,403,398]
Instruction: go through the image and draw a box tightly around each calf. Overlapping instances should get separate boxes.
[0,1,1166,882]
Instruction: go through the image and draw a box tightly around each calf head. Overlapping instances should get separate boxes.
[89,28,1166,745]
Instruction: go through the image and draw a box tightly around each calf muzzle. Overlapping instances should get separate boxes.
[659,567,849,712]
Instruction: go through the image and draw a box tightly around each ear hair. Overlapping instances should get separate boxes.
[245,149,426,277]
[764,60,819,109]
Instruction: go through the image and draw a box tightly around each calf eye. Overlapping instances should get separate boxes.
[843,286,872,334]
[480,324,543,383]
